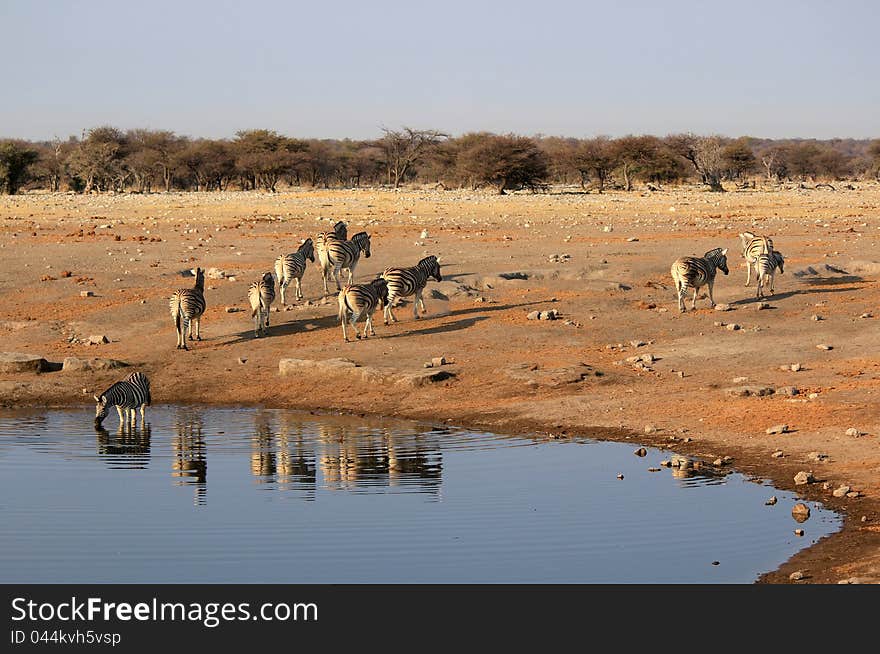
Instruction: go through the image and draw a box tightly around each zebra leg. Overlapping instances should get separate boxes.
[384,294,396,325]
[415,289,426,319]
[691,286,699,310]
[254,311,261,338]
[707,281,716,308]
[745,261,752,287]
[140,404,146,425]
[366,312,376,337]
[351,311,362,339]
[334,265,343,291]
[295,278,302,301]
[674,280,685,313]
[341,310,349,342]
[279,281,287,306]
[769,272,775,295]
[195,318,201,341]
[116,405,124,426]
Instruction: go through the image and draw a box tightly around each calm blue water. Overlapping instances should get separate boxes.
[0,407,840,583]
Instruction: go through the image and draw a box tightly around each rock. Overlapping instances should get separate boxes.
[226,307,242,313]
[80,290,94,297]
[790,363,802,372]
[725,385,775,397]
[822,482,832,491]
[766,424,789,434]
[775,386,799,396]
[420,229,429,239]
[603,225,613,232]
[238,358,247,364]
[757,302,770,310]
[539,310,559,320]
[845,427,862,437]
[794,529,805,537]
[714,303,732,311]
[832,485,851,498]
[713,458,723,466]
[640,353,655,364]
[660,460,672,467]
[616,473,624,479]
[810,315,823,321]
[279,358,359,377]
[816,344,833,350]
[726,323,741,331]
[670,455,691,469]
[732,376,749,383]
[627,237,639,242]
[845,491,861,499]
[765,496,778,506]
[0,352,53,373]
[61,357,128,372]
[648,467,661,472]
[789,571,806,581]
[644,425,657,434]
[792,503,811,521]
[526,311,541,320]
[771,450,784,458]
[634,447,647,457]
[794,471,815,485]
[87,334,109,345]
[860,313,872,319]
[431,356,447,367]
[630,340,646,348]
[807,452,829,463]
[206,267,227,279]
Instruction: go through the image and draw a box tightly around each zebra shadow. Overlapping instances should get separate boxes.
[729,285,865,305]
[221,314,338,345]
[380,316,489,339]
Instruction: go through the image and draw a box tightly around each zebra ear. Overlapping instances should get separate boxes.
[721,248,728,255]
[93,394,101,402]
[435,255,442,263]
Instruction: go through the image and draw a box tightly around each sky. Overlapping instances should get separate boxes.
[2,0,878,142]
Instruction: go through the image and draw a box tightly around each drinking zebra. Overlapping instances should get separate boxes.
[169,267,206,350]
[275,238,315,304]
[248,272,276,337]
[380,255,442,324]
[739,232,774,287]
[755,251,785,299]
[94,371,151,429]
[321,231,372,294]
[337,277,389,342]
[670,247,729,312]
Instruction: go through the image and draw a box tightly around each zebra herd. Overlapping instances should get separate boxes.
[95,221,786,428]
[671,231,785,312]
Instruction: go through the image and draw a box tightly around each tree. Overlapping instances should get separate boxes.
[570,137,615,192]
[455,133,549,194]
[666,133,727,191]
[175,139,235,191]
[375,127,447,188]
[0,140,40,194]
[868,140,880,180]
[233,129,305,192]
[67,126,127,192]
[722,138,757,179]
[611,135,661,191]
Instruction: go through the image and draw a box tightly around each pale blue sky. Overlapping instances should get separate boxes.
[2,0,877,141]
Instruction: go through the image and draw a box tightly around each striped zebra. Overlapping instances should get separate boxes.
[380,255,442,324]
[321,231,372,294]
[315,221,347,283]
[755,251,785,299]
[739,232,774,287]
[248,271,276,337]
[94,371,151,429]
[337,277,389,342]
[275,238,315,304]
[670,247,729,312]
[169,267,206,350]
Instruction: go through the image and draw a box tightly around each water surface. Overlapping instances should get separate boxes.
[0,407,840,583]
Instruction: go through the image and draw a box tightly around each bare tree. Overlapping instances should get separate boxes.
[667,133,727,191]
[376,127,447,188]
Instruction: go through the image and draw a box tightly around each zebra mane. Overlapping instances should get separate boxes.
[419,255,438,265]
[704,248,724,260]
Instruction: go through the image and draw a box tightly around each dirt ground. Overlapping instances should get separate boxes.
[1,184,879,584]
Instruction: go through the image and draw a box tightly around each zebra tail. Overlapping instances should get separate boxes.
[172,296,182,334]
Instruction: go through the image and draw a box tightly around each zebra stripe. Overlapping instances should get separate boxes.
[275,238,315,304]
[381,255,442,324]
[322,231,372,293]
[670,247,730,312]
[739,232,774,287]
[248,272,276,337]
[95,371,151,428]
[337,277,389,341]
[169,267,206,350]
[315,221,347,282]
[755,251,785,299]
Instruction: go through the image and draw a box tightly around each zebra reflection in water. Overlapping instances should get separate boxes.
[172,410,207,506]
[94,423,152,469]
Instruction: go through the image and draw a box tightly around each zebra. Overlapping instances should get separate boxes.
[321,231,372,294]
[380,255,442,324]
[670,247,729,312]
[315,221,347,283]
[739,232,774,287]
[169,267,206,350]
[94,371,151,429]
[248,271,276,337]
[755,251,785,299]
[275,238,315,304]
[337,277,389,342]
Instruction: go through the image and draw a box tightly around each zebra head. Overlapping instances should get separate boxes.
[299,238,315,263]
[352,232,371,258]
[333,221,348,241]
[262,271,275,288]
[420,255,442,282]
[773,251,785,273]
[372,277,389,307]
[94,394,109,425]
[705,248,729,275]
[738,232,756,253]
[194,267,205,291]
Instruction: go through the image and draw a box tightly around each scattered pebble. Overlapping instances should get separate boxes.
[792,503,811,521]
[845,427,862,437]
[794,529,805,537]
[789,571,806,581]
[816,344,833,350]
[757,302,770,310]
[810,315,823,321]
[634,447,647,457]
[765,496,778,506]
[771,450,784,458]
[648,467,660,472]
[794,471,815,485]
[80,290,94,297]
[714,304,732,312]
[238,357,247,365]
[832,485,851,498]
[616,473,624,480]
[726,323,741,331]
[644,425,657,434]
[766,424,789,435]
